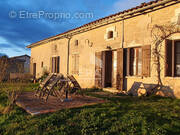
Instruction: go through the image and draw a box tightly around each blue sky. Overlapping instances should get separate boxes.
[0,0,151,57]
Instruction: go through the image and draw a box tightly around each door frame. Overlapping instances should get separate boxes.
[95,48,126,90]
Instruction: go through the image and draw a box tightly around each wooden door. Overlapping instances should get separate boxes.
[95,52,103,88]
[117,48,124,91]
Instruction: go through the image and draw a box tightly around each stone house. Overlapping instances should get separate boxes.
[0,55,30,81]
[27,0,180,98]
[10,54,30,73]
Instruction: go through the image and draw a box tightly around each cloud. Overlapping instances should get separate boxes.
[0,43,12,48]
[0,0,76,57]
[0,0,152,57]
[0,0,109,57]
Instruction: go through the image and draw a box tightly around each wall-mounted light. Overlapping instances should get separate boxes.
[85,39,93,47]
[89,42,93,47]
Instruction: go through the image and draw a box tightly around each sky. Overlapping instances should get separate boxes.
[0,0,151,57]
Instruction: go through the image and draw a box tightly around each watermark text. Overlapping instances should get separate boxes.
[9,10,94,20]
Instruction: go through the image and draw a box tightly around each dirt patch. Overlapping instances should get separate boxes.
[16,92,105,116]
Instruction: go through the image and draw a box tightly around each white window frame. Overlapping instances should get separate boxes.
[104,26,118,41]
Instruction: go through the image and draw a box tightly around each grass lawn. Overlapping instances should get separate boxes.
[0,84,180,135]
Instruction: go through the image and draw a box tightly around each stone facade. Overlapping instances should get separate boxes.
[27,0,180,98]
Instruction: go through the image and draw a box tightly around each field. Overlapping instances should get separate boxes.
[0,84,180,135]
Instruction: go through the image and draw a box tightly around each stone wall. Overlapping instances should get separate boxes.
[30,3,180,98]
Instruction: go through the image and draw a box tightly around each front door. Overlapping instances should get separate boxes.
[95,49,125,90]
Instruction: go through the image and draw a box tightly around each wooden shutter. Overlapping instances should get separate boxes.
[142,45,151,77]
[50,57,52,73]
[72,55,75,74]
[102,51,106,88]
[95,52,103,88]
[55,57,58,73]
[165,39,172,76]
[76,55,79,74]
[52,57,55,73]
[52,57,54,73]
[116,48,124,90]
[74,55,76,74]
[57,56,60,73]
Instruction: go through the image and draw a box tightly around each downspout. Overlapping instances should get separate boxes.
[122,19,124,49]
[66,36,72,75]
[122,19,125,91]
[65,35,72,100]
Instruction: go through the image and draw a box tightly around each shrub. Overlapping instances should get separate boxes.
[0,82,25,114]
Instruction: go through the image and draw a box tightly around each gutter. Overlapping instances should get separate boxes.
[27,0,179,48]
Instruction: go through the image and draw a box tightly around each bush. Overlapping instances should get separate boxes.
[37,68,50,83]
[0,82,25,114]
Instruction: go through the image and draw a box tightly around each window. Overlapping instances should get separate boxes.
[75,40,78,46]
[127,45,151,77]
[72,54,79,74]
[165,40,180,77]
[107,31,114,39]
[130,48,142,76]
[41,62,43,68]
[104,26,117,41]
[51,56,60,73]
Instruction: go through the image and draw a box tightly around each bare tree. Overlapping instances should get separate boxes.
[151,23,180,94]
[0,82,24,114]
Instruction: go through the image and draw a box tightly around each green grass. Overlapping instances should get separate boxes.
[0,82,39,92]
[0,85,180,135]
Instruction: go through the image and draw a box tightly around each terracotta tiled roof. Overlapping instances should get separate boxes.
[27,0,178,48]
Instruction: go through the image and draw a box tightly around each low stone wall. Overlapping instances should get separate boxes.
[10,73,33,80]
